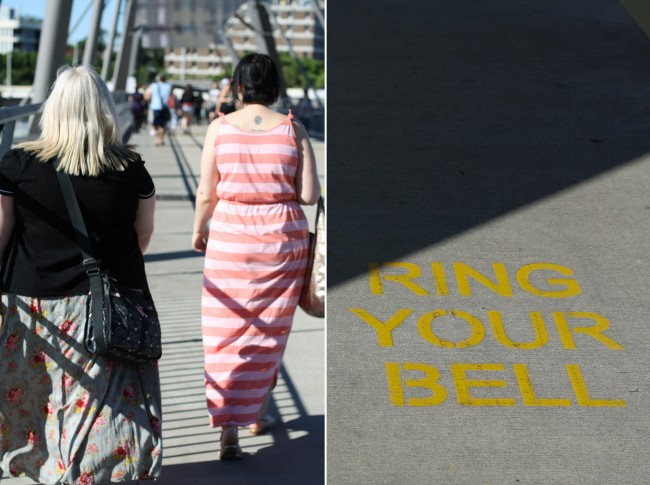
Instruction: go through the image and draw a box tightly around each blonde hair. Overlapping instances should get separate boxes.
[18,65,139,176]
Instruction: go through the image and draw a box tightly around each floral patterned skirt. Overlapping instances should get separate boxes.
[0,293,162,484]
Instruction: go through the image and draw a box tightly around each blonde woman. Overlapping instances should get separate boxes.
[0,66,161,483]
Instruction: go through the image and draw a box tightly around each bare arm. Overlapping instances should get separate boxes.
[134,196,156,253]
[293,120,321,205]
[0,195,14,258]
[192,119,221,252]
[216,86,229,113]
[143,85,152,103]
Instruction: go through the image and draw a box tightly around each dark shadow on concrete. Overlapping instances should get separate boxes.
[167,133,199,207]
[187,132,205,149]
[144,250,203,262]
[155,416,324,485]
[156,416,325,485]
[122,124,135,144]
[327,0,650,286]
[156,363,324,484]
[154,194,193,201]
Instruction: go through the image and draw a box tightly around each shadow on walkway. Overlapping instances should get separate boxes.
[327,0,650,286]
[157,415,324,485]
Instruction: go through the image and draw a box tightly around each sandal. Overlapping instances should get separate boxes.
[249,415,278,436]
[220,426,243,460]
[220,443,243,460]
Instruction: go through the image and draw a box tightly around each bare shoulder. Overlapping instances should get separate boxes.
[210,116,223,128]
[291,117,309,140]
[207,117,223,133]
[202,117,223,144]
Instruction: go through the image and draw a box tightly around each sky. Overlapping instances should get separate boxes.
[10,0,121,44]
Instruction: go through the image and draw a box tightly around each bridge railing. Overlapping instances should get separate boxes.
[0,93,133,160]
[0,103,42,159]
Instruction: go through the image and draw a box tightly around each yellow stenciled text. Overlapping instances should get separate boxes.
[385,362,626,407]
[350,308,624,350]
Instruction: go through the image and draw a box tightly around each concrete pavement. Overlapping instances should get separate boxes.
[327,0,650,483]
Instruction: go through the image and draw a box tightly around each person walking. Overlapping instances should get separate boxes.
[215,77,236,115]
[129,84,147,133]
[180,84,197,134]
[192,53,321,460]
[206,80,221,122]
[0,65,162,483]
[145,73,172,146]
[167,89,180,133]
[296,88,313,132]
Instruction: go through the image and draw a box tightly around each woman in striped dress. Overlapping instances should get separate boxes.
[192,53,321,460]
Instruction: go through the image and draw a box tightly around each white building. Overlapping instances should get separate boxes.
[164,0,324,80]
[0,6,41,54]
[225,0,324,60]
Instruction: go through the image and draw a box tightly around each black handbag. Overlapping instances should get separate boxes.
[160,106,171,123]
[55,169,162,365]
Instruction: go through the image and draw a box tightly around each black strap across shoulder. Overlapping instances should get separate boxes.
[54,167,108,355]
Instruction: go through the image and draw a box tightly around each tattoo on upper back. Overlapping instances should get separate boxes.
[254,115,262,125]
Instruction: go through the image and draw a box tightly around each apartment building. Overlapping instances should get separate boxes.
[0,6,40,54]
[164,0,324,79]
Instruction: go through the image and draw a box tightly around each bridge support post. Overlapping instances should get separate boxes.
[102,0,123,80]
[247,0,288,104]
[32,0,73,104]
[83,0,105,67]
[30,0,73,135]
[112,0,137,90]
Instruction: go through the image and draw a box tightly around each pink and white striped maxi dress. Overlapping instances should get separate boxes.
[202,113,310,427]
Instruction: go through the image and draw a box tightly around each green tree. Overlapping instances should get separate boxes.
[277,53,324,89]
[0,51,38,85]
[135,48,166,85]
[63,35,108,71]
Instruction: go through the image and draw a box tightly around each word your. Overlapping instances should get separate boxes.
[351,309,623,350]
[386,362,626,407]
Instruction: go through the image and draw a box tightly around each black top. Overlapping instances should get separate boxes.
[0,148,155,297]
[181,91,196,104]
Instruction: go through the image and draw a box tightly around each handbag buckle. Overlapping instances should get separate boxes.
[82,258,100,276]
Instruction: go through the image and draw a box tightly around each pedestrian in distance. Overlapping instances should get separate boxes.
[167,89,181,132]
[0,65,161,483]
[145,73,172,146]
[128,84,147,133]
[180,84,197,134]
[215,77,236,115]
[296,88,313,132]
[192,53,321,460]
[206,80,221,122]
[193,90,205,125]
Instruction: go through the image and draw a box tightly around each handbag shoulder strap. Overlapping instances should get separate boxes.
[55,167,108,354]
[156,82,167,106]
[54,168,100,276]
